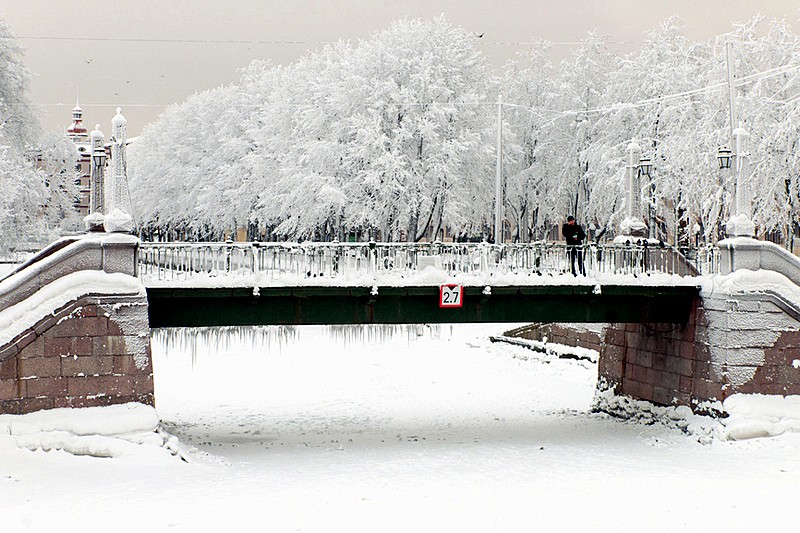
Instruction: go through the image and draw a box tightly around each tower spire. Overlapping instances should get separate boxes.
[67,87,88,140]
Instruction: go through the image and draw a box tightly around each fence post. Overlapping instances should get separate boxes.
[252,241,260,275]
[368,241,377,275]
[225,239,233,273]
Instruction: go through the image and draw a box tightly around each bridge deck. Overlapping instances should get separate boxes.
[146,284,701,327]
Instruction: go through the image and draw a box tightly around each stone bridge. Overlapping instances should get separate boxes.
[1,235,799,416]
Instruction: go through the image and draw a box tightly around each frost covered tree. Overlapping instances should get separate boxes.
[552,31,620,236]
[601,18,713,244]
[246,17,497,241]
[131,17,496,242]
[129,84,251,239]
[0,18,52,252]
[0,19,38,149]
[130,15,800,247]
[501,41,560,241]
[730,18,800,247]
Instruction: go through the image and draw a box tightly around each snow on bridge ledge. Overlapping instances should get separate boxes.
[138,241,715,289]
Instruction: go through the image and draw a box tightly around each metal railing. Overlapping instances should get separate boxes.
[138,241,719,285]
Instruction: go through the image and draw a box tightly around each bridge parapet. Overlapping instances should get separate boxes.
[139,241,713,286]
[1,233,140,311]
[718,237,800,282]
[0,234,153,415]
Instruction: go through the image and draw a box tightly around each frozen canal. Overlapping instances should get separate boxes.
[2,323,800,532]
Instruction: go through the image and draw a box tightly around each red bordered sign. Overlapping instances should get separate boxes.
[439,284,463,308]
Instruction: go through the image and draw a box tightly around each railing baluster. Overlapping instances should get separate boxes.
[137,240,718,284]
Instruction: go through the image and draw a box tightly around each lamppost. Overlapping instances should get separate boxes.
[720,37,754,239]
[692,222,701,247]
[639,155,656,240]
[615,141,650,241]
[105,107,134,233]
[84,124,106,232]
[494,96,503,244]
[724,126,754,238]
[717,146,732,170]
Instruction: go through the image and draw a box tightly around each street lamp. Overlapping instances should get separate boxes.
[692,222,701,247]
[494,96,503,244]
[639,156,653,177]
[724,125,754,238]
[615,141,649,241]
[717,146,732,170]
[84,124,106,232]
[638,155,658,240]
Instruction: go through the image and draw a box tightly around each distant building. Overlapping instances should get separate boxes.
[66,103,91,215]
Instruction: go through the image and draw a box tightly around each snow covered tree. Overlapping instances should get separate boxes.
[0,18,52,253]
[552,31,620,236]
[602,17,714,244]
[730,17,800,247]
[129,15,800,248]
[36,131,82,235]
[501,41,560,241]
[131,17,496,242]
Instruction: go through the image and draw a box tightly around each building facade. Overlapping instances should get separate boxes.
[65,104,91,216]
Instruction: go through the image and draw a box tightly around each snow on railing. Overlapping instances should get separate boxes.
[138,241,718,285]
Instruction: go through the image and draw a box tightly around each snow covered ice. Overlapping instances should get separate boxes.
[2,323,800,532]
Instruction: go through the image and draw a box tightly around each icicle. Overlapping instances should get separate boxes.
[151,325,298,364]
[325,324,446,348]
[152,323,454,361]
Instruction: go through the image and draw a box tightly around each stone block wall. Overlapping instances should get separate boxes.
[505,323,604,353]
[599,291,800,411]
[0,294,153,415]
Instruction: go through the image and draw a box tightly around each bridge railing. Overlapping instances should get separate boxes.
[138,241,717,284]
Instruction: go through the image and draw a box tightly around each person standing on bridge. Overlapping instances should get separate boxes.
[562,215,586,276]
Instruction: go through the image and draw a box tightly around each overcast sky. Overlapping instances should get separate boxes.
[2,0,799,136]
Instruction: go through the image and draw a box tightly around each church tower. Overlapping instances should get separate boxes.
[66,101,89,142]
[66,97,91,215]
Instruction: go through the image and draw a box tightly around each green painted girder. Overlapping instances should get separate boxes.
[146,284,700,327]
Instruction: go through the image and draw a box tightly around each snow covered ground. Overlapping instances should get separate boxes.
[2,324,800,532]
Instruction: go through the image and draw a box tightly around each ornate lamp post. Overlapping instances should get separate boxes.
[84,124,107,232]
[616,141,650,241]
[725,125,754,238]
[494,96,503,244]
[638,156,657,239]
[105,107,134,233]
[717,146,732,170]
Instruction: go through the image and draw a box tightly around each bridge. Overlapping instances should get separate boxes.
[2,232,800,417]
[138,241,709,327]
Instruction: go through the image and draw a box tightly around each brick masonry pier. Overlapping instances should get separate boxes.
[0,294,152,414]
[0,234,154,415]
[512,284,800,412]
[508,239,800,412]
[599,284,800,410]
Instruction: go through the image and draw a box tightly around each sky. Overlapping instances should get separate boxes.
[1,0,799,136]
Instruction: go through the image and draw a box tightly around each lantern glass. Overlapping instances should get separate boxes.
[717,147,732,170]
[639,157,653,177]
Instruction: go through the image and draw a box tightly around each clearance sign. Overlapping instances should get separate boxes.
[439,284,463,308]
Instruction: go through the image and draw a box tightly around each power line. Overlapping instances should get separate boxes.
[8,36,320,45]
[8,62,800,124]
[6,35,634,47]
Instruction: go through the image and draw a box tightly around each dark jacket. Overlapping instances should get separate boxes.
[562,222,586,246]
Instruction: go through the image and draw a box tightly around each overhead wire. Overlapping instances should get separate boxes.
[6,54,800,124]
